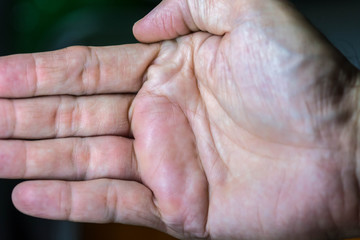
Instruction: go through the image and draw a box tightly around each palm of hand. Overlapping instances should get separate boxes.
[131,16,358,239]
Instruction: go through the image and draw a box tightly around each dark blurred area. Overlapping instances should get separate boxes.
[291,0,360,68]
[0,0,359,240]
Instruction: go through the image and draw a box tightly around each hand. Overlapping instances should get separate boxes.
[1,0,360,239]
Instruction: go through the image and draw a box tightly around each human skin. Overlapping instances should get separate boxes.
[0,0,360,239]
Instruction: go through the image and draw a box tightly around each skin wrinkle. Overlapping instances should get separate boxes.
[64,47,71,94]
[182,0,197,32]
[81,48,89,95]
[79,47,90,95]
[178,101,209,238]
[182,44,219,237]
[189,106,225,238]
[168,11,176,38]
[81,139,91,180]
[183,84,227,180]
[159,10,175,43]
[71,138,91,180]
[119,47,131,91]
[63,47,79,94]
[30,53,39,96]
[122,95,135,138]
[116,47,121,93]
[146,194,167,233]
[105,181,118,222]
[127,95,136,138]
[195,36,220,87]
[22,140,28,179]
[130,141,141,182]
[25,59,31,97]
[178,1,194,35]
[186,0,202,33]
[70,97,79,136]
[191,34,231,180]
[65,181,74,221]
[53,96,62,138]
[90,47,101,95]
[200,94,232,173]
[70,139,78,180]
[61,181,72,220]
[151,193,166,232]
[119,46,139,91]
[187,0,209,34]
[137,44,174,90]
[225,41,253,131]
[8,99,16,139]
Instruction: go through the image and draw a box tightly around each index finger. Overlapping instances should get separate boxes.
[0,44,159,98]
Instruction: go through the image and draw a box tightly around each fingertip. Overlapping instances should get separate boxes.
[132,2,161,43]
[132,0,193,43]
[132,18,155,43]
[12,182,36,215]
[132,10,168,43]
[11,181,64,219]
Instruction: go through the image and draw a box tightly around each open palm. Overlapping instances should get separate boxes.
[1,0,360,239]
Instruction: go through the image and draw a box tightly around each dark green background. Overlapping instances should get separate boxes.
[1,0,158,54]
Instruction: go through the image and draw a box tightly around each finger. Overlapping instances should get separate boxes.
[0,44,159,98]
[133,0,235,42]
[0,136,139,181]
[0,95,133,139]
[12,180,164,230]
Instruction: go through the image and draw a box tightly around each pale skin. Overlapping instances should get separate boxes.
[0,0,360,239]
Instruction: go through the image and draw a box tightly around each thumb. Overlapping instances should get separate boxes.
[133,0,236,42]
[133,0,343,58]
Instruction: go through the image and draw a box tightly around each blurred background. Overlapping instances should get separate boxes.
[0,0,359,239]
